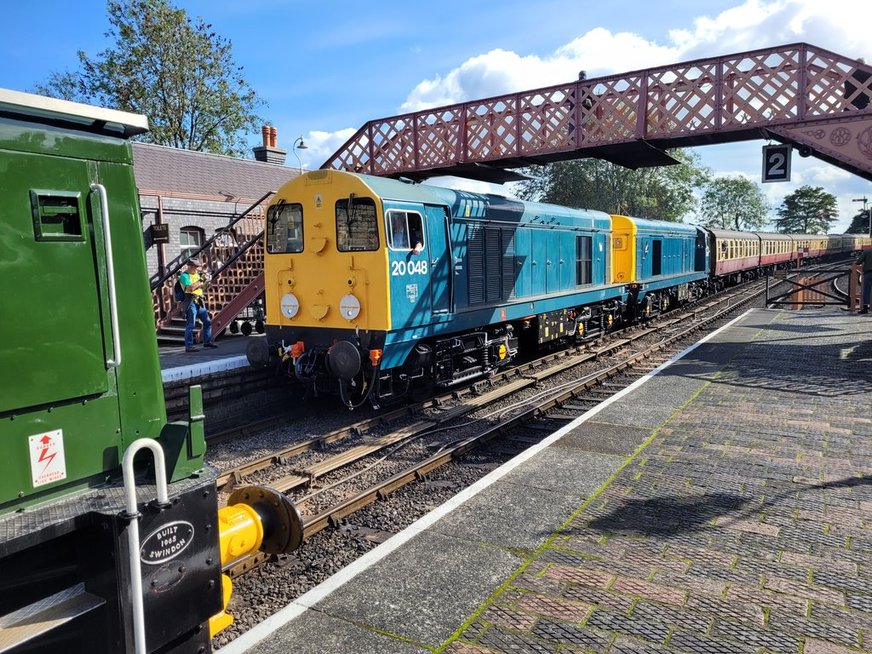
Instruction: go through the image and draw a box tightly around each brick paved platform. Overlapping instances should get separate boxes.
[222,308,872,654]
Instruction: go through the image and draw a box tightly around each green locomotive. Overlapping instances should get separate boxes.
[0,89,301,653]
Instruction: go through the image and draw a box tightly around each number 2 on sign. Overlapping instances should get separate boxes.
[767,153,785,177]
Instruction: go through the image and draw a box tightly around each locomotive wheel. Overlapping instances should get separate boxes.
[241,321,253,336]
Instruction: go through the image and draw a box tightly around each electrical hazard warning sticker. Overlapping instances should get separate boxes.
[29,429,67,488]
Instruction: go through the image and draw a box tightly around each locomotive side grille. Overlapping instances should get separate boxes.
[485,226,502,302]
[502,228,516,300]
[469,224,517,305]
[469,225,485,304]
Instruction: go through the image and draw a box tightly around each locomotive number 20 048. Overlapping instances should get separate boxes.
[391,260,428,276]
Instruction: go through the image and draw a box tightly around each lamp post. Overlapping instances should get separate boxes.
[853,196,870,237]
[293,136,308,174]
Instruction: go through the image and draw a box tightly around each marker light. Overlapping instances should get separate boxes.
[280,292,299,318]
[339,293,361,320]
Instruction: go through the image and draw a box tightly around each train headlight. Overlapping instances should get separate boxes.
[339,293,361,320]
[280,293,300,319]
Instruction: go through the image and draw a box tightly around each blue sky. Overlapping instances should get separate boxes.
[2,0,870,231]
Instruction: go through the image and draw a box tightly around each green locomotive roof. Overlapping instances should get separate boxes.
[0,88,148,139]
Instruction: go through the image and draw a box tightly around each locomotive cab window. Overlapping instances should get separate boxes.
[387,210,425,251]
[30,191,83,241]
[336,196,378,251]
[267,202,304,253]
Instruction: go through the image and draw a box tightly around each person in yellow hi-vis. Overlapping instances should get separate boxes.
[179,258,217,352]
[856,247,872,314]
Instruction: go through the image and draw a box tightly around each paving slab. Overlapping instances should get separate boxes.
[244,608,429,654]
[307,530,521,648]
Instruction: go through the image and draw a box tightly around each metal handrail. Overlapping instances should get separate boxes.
[92,183,122,368]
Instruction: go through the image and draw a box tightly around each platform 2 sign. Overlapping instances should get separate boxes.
[762,144,792,183]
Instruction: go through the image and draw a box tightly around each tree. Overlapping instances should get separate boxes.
[775,186,838,233]
[698,176,769,231]
[846,208,871,235]
[34,0,263,157]
[518,150,710,222]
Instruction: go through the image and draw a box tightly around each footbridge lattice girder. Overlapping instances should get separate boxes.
[322,43,872,182]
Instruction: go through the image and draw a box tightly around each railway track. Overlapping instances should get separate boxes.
[218,276,773,580]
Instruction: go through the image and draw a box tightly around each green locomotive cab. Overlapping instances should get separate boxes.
[0,89,203,510]
[0,89,302,654]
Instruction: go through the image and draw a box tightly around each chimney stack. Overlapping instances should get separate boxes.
[253,124,287,165]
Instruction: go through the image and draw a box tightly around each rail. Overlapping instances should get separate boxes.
[223,279,769,580]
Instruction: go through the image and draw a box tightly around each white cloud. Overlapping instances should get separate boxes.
[282,127,357,172]
[400,0,872,112]
[400,30,682,113]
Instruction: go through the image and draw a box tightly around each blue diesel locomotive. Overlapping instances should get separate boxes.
[248,170,867,408]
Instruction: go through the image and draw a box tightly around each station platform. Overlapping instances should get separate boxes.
[221,308,872,654]
[159,334,260,383]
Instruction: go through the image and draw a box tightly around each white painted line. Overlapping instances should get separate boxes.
[161,355,249,383]
[218,308,755,653]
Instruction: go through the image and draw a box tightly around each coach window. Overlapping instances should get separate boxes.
[266,203,304,253]
[387,210,425,251]
[336,196,378,251]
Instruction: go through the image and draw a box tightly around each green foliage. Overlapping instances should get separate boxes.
[775,186,838,234]
[846,208,871,235]
[33,0,263,156]
[517,150,710,222]
[699,176,769,231]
